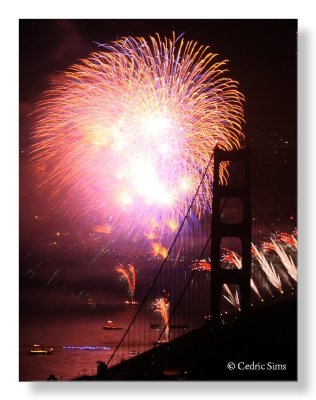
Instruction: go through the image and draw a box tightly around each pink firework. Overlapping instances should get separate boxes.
[31,33,244,239]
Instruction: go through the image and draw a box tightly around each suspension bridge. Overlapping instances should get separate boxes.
[84,145,297,380]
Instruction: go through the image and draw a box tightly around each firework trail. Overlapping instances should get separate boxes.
[31,33,244,239]
[278,232,298,250]
[222,284,240,311]
[221,250,263,301]
[171,247,182,269]
[262,241,276,253]
[251,244,283,294]
[262,234,297,283]
[190,259,211,271]
[153,292,170,342]
[270,238,297,282]
[45,269,60,286]
[115,263,136,303]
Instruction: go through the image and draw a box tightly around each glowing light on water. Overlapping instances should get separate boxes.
[62,346,110,351]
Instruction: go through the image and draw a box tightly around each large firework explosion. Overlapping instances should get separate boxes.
[31,33,244,239]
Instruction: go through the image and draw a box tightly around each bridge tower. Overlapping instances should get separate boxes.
[210,147,252,320]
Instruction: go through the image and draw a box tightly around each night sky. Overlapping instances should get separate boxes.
[19,19,297,318]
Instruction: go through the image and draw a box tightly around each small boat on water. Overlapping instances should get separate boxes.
[102,320,123,330]
[124,300,139,305]
[28,344,54,355]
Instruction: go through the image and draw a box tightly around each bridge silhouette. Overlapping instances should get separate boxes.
[103,145,297,379]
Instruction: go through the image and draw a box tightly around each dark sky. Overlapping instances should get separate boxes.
[19,19,297,316]
[20,19,297,140]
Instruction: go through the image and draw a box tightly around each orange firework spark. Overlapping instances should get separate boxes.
[93,224,112,234]
[115,263,136,302]
[221,249,242,268]
[166,219,178,232]
[278,232,297,249]
[251,245,260,258]
[190,259,211,271]
[151,242,168,259]
[262,241,276,253]
[146,232,157,240]
[31,33,244,239]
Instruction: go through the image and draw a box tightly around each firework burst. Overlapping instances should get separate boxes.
[222,284,240,311]
[251,244,283,294]
[262,241,276,253]
[221,249,263,301]
[270,238,297,282]
[278,232,298,250]
[31,33,244,239]
[151,242,168,259]
[115,263,136,303]
[153,292,170,342]
[190,259,211,271]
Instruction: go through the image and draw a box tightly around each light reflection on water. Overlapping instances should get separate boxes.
[19,307,136,381]
[20,268,211,381]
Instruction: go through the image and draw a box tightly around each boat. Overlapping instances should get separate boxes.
[102,320,123,330]
[124,300,139,305]
[28,344,54,355]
